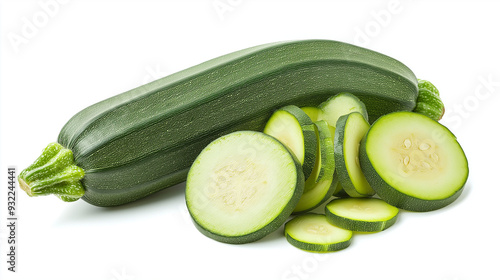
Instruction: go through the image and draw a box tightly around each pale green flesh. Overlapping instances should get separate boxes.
[186,131,299,237]
[285,214,352,246]
[366,112,468,200]
[294,121,335,213]
[339,113,374,196]
[264,110,306,164]
[326,198,398,222]
[320,93,369,128]
[301,107,323,122]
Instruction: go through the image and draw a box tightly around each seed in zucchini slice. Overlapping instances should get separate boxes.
[264,105,317,180]
[186,131,304,244]
[359,111,469,212]
[285,213,352,253]
[325,198,399,232]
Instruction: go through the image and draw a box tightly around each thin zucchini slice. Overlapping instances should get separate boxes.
[285,213,352,252]
[334,112,374,197]
[264,105,317,179]
[186,131,304,244]
[359,111,469,211]
[319,92,369,128]
[325,198,399,232]
[294,121,336,213]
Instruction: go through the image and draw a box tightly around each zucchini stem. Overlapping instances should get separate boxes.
[19,143,85,202]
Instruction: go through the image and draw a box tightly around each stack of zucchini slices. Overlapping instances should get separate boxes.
[186,89,468,252]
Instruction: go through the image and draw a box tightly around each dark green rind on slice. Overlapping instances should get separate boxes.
[285,233,352,253]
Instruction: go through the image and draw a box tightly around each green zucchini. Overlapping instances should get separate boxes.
[18,39,419,206]
[325,198,399,232]
[285,213,352,252]
[359,111,468,211]
[334,112,374,197]
[186,131,304,244]
[264,105,317,179]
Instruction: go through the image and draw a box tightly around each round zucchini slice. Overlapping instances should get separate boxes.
[359,111,469,212]
[319,92,369,128]
[186,131,304,244]
[334,112,375,197]
[325,198,399,232]
[264,105,317,179]
[285,213,352,253]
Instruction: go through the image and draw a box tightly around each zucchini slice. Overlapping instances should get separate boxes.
[293,121,336,213]
[264,105,317,179]
[325,198,399,232]
[186,131,304,244]
[334,112,374,197]
[319,92,369,128]
[359,111,469,212]
[285,213,352,252]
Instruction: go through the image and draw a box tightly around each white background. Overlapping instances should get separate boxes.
[1,0,499,279]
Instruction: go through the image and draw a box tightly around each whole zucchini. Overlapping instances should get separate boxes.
[19,39,421,206]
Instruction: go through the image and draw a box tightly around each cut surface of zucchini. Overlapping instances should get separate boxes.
[301,106,323,122]
[285,213,352,252]
[186,131,304,244]
[334,112,374,197]
[319,92,369,128]
[325,198,399,232]
[264,105,317,179]
[294,121,336,213]
[360,111,468,211]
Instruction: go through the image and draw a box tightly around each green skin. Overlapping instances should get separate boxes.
[19,40,419,206]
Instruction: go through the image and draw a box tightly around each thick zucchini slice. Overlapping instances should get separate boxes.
[334,112,374,197]
[186,131,304,244]
[359,111,469,211]
[293,121,336,213]
[285,213,352,252]
[264,105,317,179]
[325,198,399,232]
[319,92,369,128]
